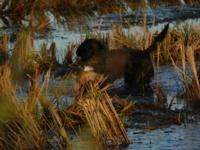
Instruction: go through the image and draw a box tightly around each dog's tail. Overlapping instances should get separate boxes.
[146,24,169,53]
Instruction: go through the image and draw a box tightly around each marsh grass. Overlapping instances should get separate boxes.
[0,36,9,52]
[167,24,200,105]
[0,30,130,148]
[1,0,200,30]
[0,64,71,149]
[10,28,60,77]
[72,71,130,146]
[63,42,78,66]
[11,29,35,80]
[187,46,200,101]
[35,41,59,72]
[0,64,43,150]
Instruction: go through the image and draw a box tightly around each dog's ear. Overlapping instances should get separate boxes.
[76,39,94,62]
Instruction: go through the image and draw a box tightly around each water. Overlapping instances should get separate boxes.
[127,122,200,150]
[90,5,200,30]
[71,126,103,150]
[71,122,200,150]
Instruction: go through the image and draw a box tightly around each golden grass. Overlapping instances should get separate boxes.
[73,71,130,146]
[35,41,59,72]
[0,31,132,147]
[63,42,78,65]
[0,36,9,52]
[0,64,42,149]
[11,29,35,79]
[187,46,200,101]
[0,64,70,149]
[167,24,200,104]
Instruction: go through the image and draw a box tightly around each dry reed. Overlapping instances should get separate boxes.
[2,0,199,30]
[73,71,130,146]
[11,29,35,79]
[0,64,70,149]
[168,24,200,105]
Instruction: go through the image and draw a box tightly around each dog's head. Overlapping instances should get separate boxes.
[75,38,106,64]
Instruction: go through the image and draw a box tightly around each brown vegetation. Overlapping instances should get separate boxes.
[1,0,200,29]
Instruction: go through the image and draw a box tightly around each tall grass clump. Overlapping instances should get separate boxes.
[0,64,70,149]
[0,64,43,149]
[168,24,200,106]
[73,71,130,146]
[187,46,200,102]
[35,41,60,72]
[11,29,35,80]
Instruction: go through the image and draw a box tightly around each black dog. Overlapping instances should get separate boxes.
[75,24,169,91]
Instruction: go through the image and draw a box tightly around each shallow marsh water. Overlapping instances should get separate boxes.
[69,63,200,150]
[71,122,200,150]
[1,4,200,150]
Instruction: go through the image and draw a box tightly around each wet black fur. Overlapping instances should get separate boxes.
[76,24,169,91]
[76,39,107,62]
[0,51,9,65]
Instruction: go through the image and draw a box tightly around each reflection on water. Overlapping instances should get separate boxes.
[127,122,200,150]
[71,123,200,150]
[71,126,103,150]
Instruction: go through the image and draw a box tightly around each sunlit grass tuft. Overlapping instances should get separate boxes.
[0,64,70,149]
[11,29,35,80]
[73,71,130,146]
